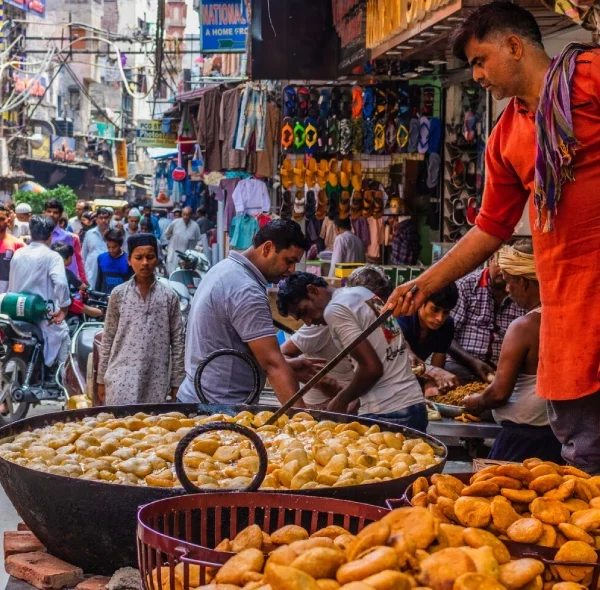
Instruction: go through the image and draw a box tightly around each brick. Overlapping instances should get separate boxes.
[17,523,30,532]
[75,576,110,590]
[5,552,84,590]
[4,531,46,557]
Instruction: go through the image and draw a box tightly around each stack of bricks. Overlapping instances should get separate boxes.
[3,525,110,590]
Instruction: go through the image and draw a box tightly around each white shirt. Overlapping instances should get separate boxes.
[164,219,201,274]
[232,177,271,216]
[323,287,424,415]
[290,325,353,406]
[8,242,71,366]
[82,227,108,290]
[69,217,83,234]
[9,220,30,240]
[329,231,366,277]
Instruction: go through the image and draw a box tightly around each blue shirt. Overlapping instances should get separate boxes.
[95,252,133,293]
[398,312,455,361]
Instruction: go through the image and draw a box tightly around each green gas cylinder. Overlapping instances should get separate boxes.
[0,293,50,323]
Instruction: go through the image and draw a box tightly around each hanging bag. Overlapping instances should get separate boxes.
[188,143,205,181]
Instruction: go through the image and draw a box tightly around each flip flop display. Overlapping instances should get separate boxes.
[297,87,310,118]
[327,188,339,220]
[293,191,306,221]
[385,119,397,154]
[308,88,320,118]
[363,88,375,119]
[330,88,342,118]
[363,119,375,154]
[293,118,306,152]
[374,122,386,154]
[316,190,328,220]
[281,117,294,153]
[317,117,329,156]
[340,119,352,156]
[304,117,318,154]
[408,118,419,153]
[305,190,316,218]
[418,116,430,154]
[351,87,363,119]
[362,190,374,218]
[351,119,363,154]
[341,88,353,119]
[396,121,409,152]
[466,196,478,226]
[319,89,331,118]
[338,190,351,219]
[328,118,340,155]
[350,191,363,220]
[283,86,297,118]
[280,190,293,219]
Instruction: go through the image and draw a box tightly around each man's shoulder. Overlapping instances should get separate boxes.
[457,269,481,290]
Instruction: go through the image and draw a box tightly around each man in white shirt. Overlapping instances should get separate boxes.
[277,272,427,431]
[82,207,112,289]
[164,207,201,274]
[8,216,71,369]
[68,200,89,235]
[329,217,365,277]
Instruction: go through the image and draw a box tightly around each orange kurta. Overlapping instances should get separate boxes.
[476,49,600,401]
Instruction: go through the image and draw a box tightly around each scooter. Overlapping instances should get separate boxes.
[165,250,210,326]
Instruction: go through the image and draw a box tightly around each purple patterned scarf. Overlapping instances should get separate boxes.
[534,43,596,232]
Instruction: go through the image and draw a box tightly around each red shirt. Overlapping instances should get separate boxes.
[476,49,600,401]
[0,233,25,294]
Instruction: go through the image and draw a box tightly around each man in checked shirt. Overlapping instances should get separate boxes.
[445,255,524,384]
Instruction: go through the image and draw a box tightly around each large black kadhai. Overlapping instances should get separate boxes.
[0,403,447,575]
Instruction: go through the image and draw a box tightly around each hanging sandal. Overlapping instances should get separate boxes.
[385,119,397,154]
[338,190,351,219]
[281,158,294,189]
[417,116,430,154]
[280,190,293,219]
[396,121,409,152]
[350,191,363,220]
[341,88,353,119]
[293,118,306,153]
[408,117,419,153]
[317,159,328,187]
[450,158,465,189]
[363,87,375,119]
[466,196,478,226]
[327,190,339,220]
[362,190,374,218]
[317,116,329,155]
[328,118,340,155]
[281,117,294,153]
[374,121,386,154]
[352,86,363,119]
[465,158,476,191]
[304,117,318,154]
[297,87,310,118]
[363,119,375,154]
[319,89,331,118]
[294,158,306,188]
[316,189,328,220]
[283,86,297,118]
[308,88,320,118]
[451,197,467,226]
[293,191,306,221]
[351,119,363,154]
[305,190,316,218]
[340,118,352,156]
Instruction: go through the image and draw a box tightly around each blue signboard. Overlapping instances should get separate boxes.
[4,0,45,18]
[200,0,247,53]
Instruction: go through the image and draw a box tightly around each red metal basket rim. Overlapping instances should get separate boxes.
[137,492,390,562]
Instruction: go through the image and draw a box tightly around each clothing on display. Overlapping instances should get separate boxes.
[197,86,223,171]
[234,83,268,151]
[232,177,271,216]
[230,214,259,250]
[220,87,247,171]
[391,218,420,265]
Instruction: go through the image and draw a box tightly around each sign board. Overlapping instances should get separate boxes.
[114,139,128,179]
[51,136,76,162]
[12,72,47,97]
[31,136,50,159]
[5,0,45,17]
[200,0,248,53]
[137,120,178,148]
[337,6,369,75]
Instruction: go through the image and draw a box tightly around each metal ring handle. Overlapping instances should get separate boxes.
[194,349,261,405]
[174,422,268,494]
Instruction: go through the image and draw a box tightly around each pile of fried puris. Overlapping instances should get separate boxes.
[0,411,443,490]
[151,480,600,590]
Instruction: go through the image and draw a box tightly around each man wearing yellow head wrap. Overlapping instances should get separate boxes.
[462,240,561,463]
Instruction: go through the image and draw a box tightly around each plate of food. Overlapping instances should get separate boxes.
[429,382,489,418]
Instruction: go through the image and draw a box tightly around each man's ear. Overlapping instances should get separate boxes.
[506,34,524,60]
[261,240,274,257]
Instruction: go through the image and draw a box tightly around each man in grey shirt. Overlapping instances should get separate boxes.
[329,217,365,276]
[178,219,313,406]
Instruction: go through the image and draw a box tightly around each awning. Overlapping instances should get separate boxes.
[147,147,178,160]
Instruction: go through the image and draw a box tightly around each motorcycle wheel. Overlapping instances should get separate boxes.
[0,356,29,425]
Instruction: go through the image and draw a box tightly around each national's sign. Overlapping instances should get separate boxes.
[200,0,248,53]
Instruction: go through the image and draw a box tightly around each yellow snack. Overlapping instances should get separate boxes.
[336,547,398,584]
[231,524,263,553]
[498,558,544,590]
[506,518,544,544]
[417,547,476,589]
[290,547,346,579]
[454,497,491,529]
[462,528,510,564]
[554,541,598,582]
[214,549,264,586]
[453,572,506,590]
[264,563,320,590]
[271,525,309,546]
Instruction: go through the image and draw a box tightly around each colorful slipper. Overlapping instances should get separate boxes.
[308,88,320,119]
[451,198,467,226]
[281,158,294,189]
[428,117,442,154]
[281,117,294,153]
[297,87,310,118]
[362,190,374,218]
[341,88,353,119]
[463,109,476,142]
[350,191,363,220]
[338,190,351,219]
[330,88,342,118]
[317,159,328,187]
[327,189,339,220]
[408,117,419,153]
[280,190,293,219]
[293,191,306,221]
[352,87,363,119]
[374,121,386,154]
[396,121,409,151]
[319,89,331,118]
[304,117,318,154]
[328,118,340,155]
[466,196,478,226]
[451,158,465,189]
[363,87,375,119]
[316,189,328,220]
[351,119,364,154]
[385,118,397,154]
[293,118,306,153]
[305,190,316,218]
[317,116,329,156]
[340,118,352,156]
[283,86,297,118]
[363,119,375,154]
[465,158,476,191]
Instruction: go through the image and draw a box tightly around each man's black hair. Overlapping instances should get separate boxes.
[104,229,124,246]
[51,240,74,260]
[253,219,309,252]
[276,272,327,317]
[0,203,11,215]
[450,1,543,62]
[44,198,64,215]
[197,207,206,216]
[427,282,459,311]
[334,217,352,231]
[30,215,55,242]
[140,218,153,231]
[96,207,112,217]
[127,233,158,257]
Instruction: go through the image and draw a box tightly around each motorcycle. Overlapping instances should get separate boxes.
[0,292,108,425]
[164,249,210,326]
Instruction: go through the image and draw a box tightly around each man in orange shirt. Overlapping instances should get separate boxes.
[387,1,600,472]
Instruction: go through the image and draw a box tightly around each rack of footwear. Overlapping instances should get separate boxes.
[443,83,487,243]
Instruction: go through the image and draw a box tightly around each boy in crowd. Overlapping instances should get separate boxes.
[398,284,460,396]
[51,241,103,318]
[277,272,427,431]
[95,229,133,294]
[462,241,562,463]
[97,234,184,405]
